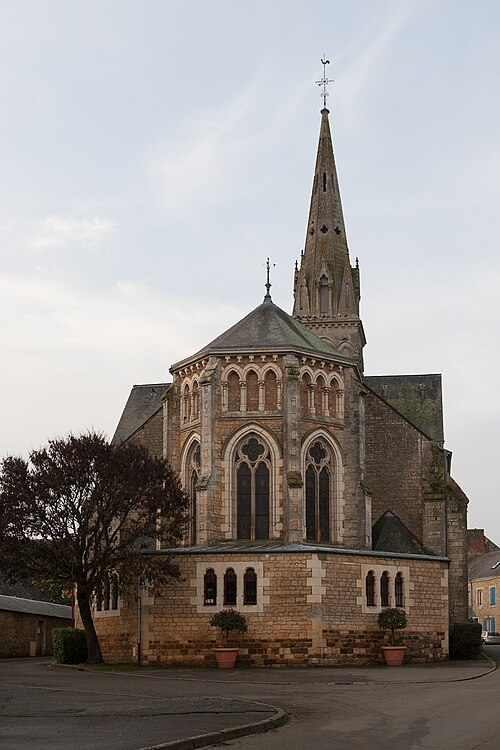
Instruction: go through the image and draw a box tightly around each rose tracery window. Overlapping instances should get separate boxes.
[305,440,332,542]
[235,436,271,540]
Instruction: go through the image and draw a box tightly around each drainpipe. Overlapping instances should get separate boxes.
[137,562,142,666]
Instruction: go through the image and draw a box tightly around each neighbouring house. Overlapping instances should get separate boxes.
[82,93,470,666]
[468,541,500,631]
[0,591,72,658]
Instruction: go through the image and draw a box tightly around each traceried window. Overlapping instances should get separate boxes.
[244,568,257,605]
[223,568,237,606]
[380,571,390,607]
[235,436,271,540]
[305,440,332,542]
[366,570,375,607]
[395,572,404,607]
[187,442,201,545]
[203,569,217,605]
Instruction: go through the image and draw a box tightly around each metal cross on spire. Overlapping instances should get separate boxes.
[315,56,334,108]
[264,257,276,301]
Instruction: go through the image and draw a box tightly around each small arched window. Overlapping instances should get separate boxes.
[264,370,277,410]
[103,576,110,611]
[395,572,404,608]
[224,568,237,606]
[301,373,311,413]
[316,374,325,415]
[204,569,217,606]
[366,570,375,607]
[191,381,199,420]
[244,568,257,605]
[111,574,119,610]
[227,371,240,411]
[95,581,103,612]
[319,275,329,315]
[381,571,390,608]
[246,370,259,411]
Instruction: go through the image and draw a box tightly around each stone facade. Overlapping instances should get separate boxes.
[95,102,470,666]
[88,549,448,666]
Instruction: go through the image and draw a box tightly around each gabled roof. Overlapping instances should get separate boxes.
[0,574,51,601]
[172,298,351,369]
[0,595,72,619]
[372,510,434,556]
[112,383,168,445]
[469,548,500,581]
[364,374,444,442]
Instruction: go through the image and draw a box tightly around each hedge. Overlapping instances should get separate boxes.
[52,627,87,664]
[449,621,482,660]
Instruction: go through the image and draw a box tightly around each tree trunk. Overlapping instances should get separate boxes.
[77,592,104,664]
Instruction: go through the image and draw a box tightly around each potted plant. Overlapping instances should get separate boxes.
[210,609,247,668]
[378,607,407,666]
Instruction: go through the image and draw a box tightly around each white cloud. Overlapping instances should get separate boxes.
[32,215,117,252]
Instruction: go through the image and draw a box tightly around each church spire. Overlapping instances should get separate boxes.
[293,70,365,369]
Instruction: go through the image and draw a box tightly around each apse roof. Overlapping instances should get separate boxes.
[112,383,168,445]
[172,298,351,369]
[372,510,434,556]
[364,374,444,442]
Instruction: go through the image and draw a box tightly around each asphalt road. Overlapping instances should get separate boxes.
[0,651,499,750]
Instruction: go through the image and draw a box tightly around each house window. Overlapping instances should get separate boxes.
[224,568,237,606]
[366,571,375,607]
[395,572,404,607]
[244,567,257,605]
[235,436,271,540]
[380,571,390,607]
[477,589,483,607]
[305,440,332,542]
[203,569,217,605]
[490,587,496,606]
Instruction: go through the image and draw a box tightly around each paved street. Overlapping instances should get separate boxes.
[0,652,498,750]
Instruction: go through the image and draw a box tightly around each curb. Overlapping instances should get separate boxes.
[135,706,288,750]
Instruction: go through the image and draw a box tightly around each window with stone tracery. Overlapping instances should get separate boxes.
[235,435,271,540]
[305,440,332,542]
[187,442,201,545]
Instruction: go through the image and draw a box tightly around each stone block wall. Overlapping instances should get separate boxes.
[88,550,448,666]
[0,612,71,658]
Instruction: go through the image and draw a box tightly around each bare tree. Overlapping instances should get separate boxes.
[0,432,189,663]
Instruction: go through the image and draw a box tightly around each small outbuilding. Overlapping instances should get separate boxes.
[0,595,72,658]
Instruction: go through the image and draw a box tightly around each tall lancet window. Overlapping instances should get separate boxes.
[235,435,271,540]
[319,275,329,315]
[305,440,332,542]
[187,442,201,545]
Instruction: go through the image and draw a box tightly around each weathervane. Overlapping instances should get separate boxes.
[316,56,334,108]
[264,257,276,301]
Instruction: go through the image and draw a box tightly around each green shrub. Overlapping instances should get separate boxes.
[210,609,247,646]
[52,627,87,664]
[449,621,482,660]
[378,608,407,646]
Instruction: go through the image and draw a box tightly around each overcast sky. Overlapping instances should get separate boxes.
[1,1,499,536]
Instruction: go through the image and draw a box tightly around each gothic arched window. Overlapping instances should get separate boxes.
[204,569,217,606]
[381,571,390,608]
[235,435,271,540]
[395,572,404,608]
[223,568,237,606]
[246,370,259,411]
[264,370,277,410]
[227,370,240,411]
[187,442,201,545]
[305,440,332,542]
[366,570,375,607]
[244,568,257,605]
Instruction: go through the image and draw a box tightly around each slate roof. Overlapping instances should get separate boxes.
[468,548,500,581]
[172,298,351,369]
[145,539,446,562]
[364,374,444,442]
[0,575,51,602]
[372,510,435,556]
[0,595,72,619]
[112,383,169,445]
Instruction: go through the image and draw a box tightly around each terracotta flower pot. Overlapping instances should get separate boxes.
[381,645,406,666]
[213,647,239,669]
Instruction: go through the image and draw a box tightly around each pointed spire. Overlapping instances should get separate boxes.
[292,66,366,369]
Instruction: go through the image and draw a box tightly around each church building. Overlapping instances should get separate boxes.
[95,95,469,665]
